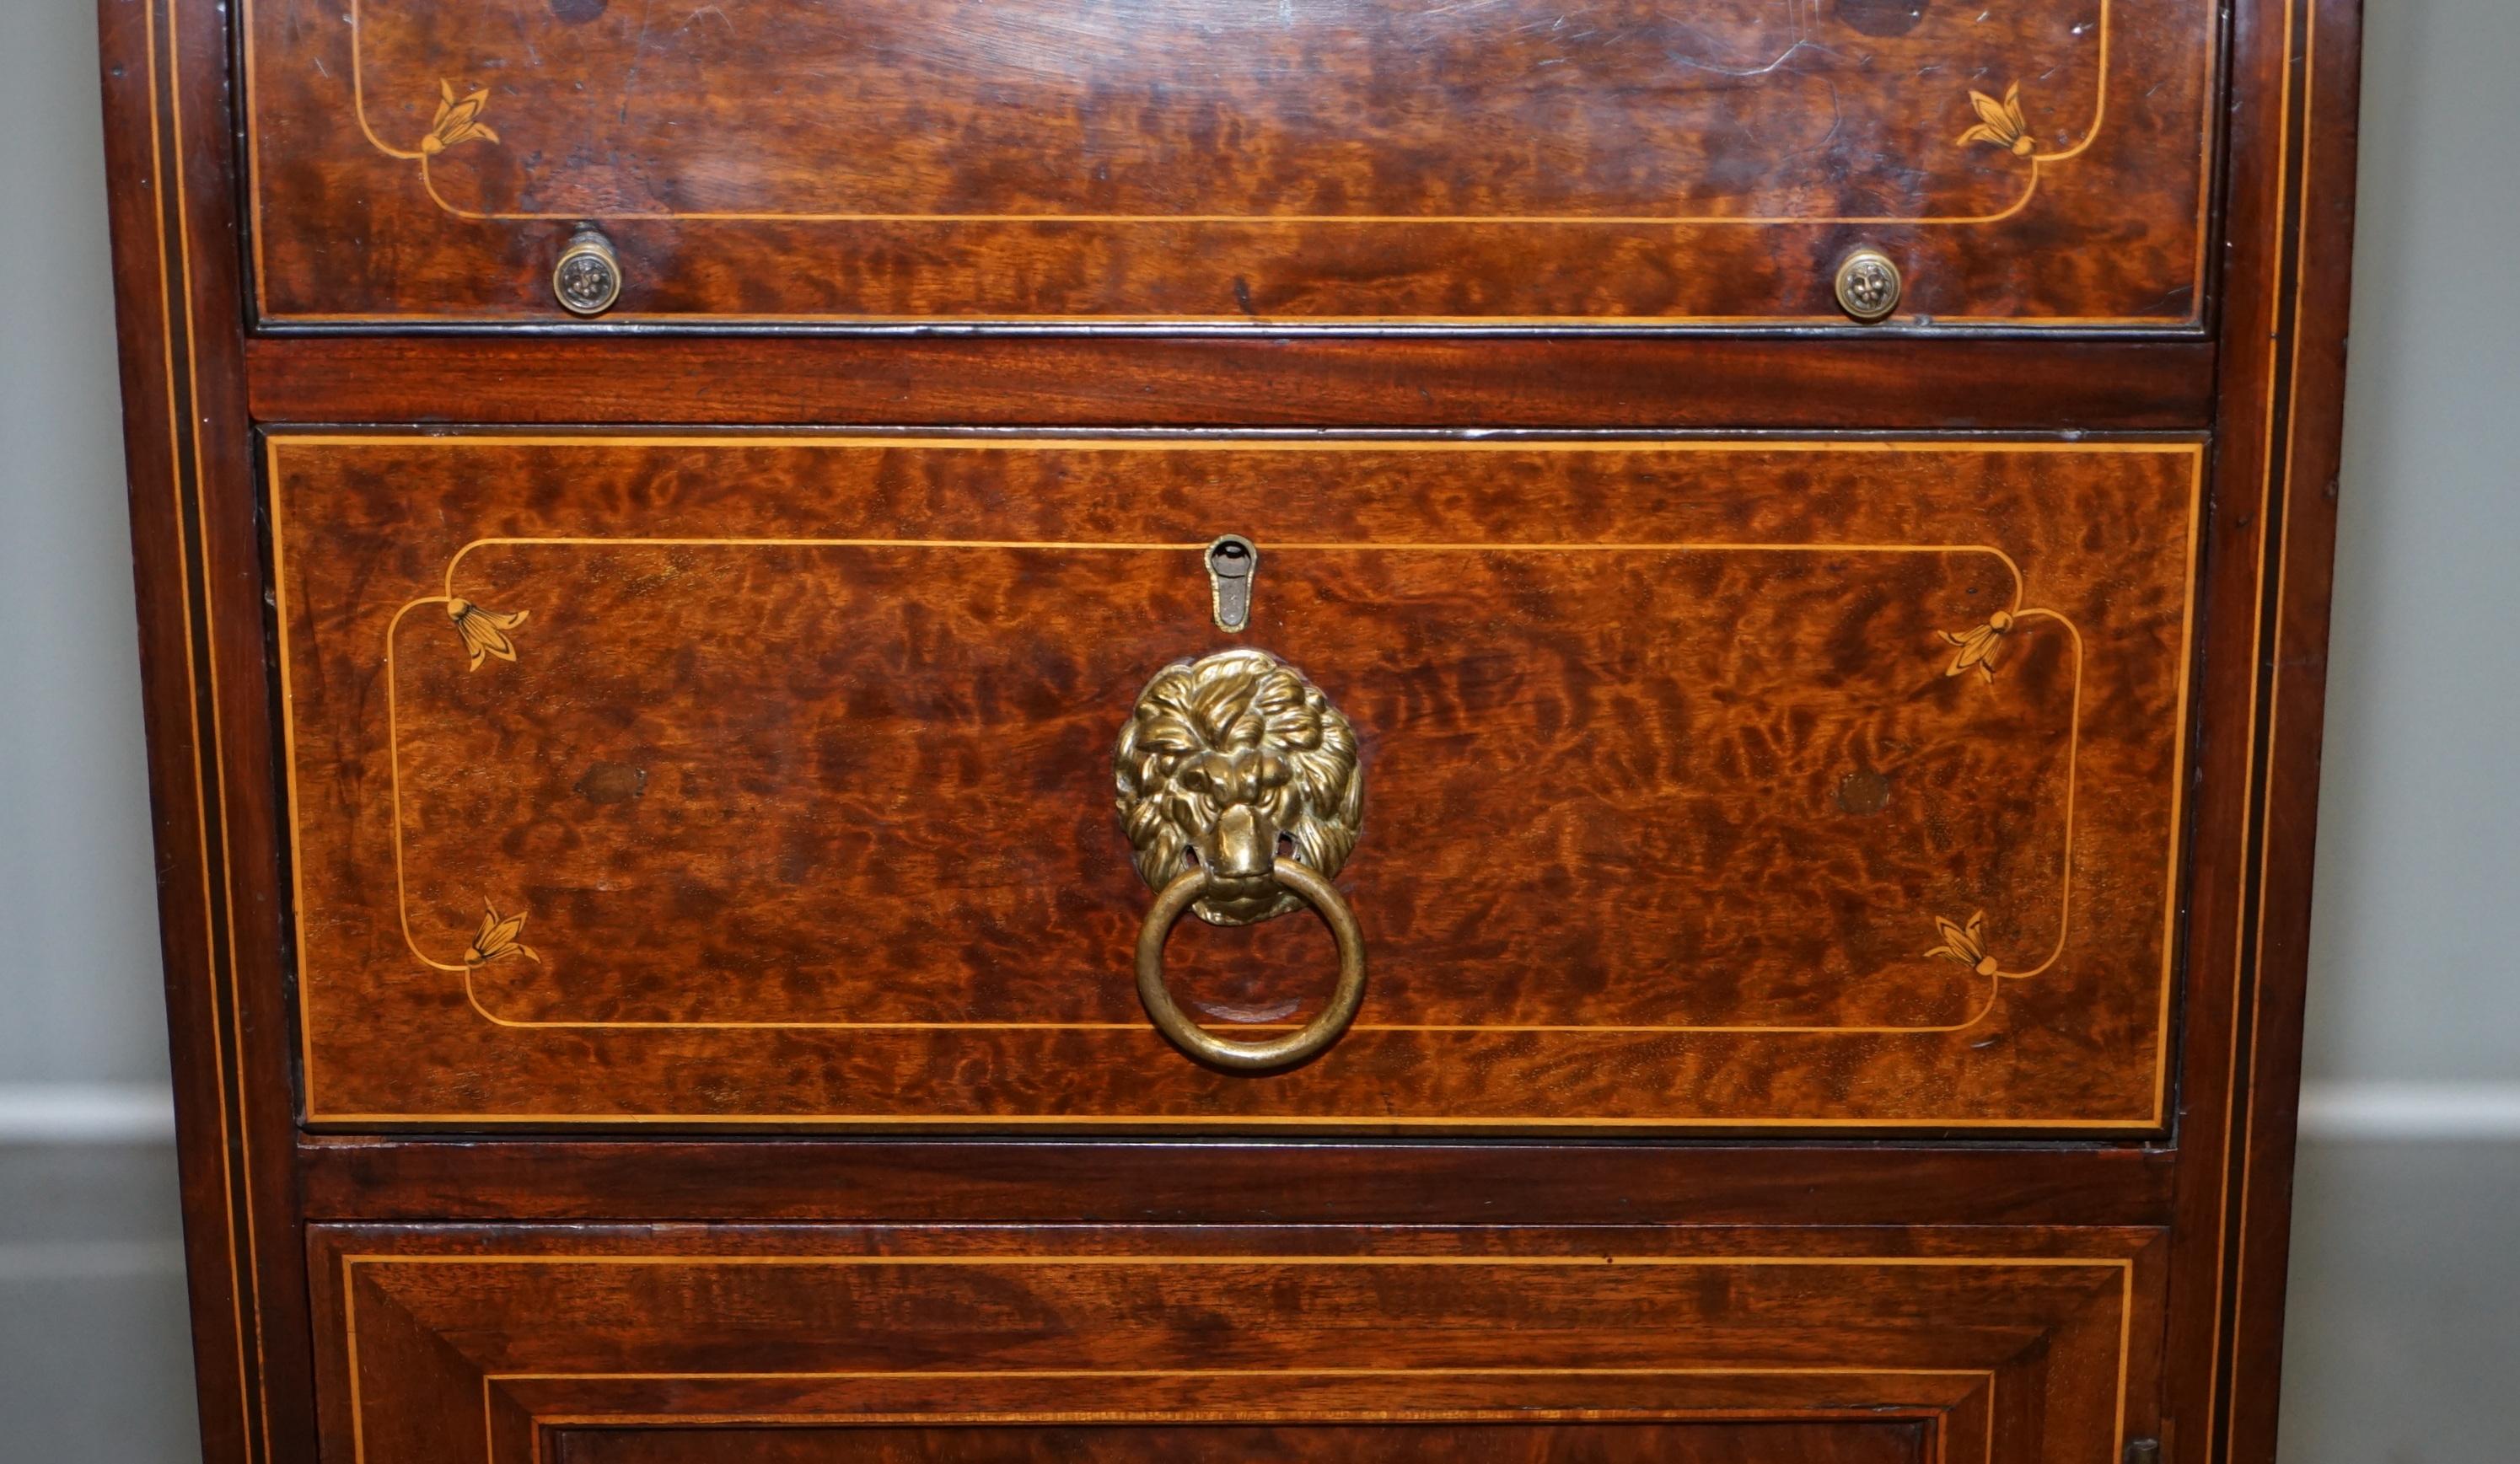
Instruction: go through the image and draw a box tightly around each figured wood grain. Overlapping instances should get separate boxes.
[243,0,2215,323]
[273,435,2199,1129]
[304,1224,2165,1464]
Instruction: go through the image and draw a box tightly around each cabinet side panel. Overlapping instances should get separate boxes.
[2166,0,2364,1461]
[93,1,314,1461]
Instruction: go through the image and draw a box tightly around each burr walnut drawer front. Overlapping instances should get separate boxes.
[308,1225,2166,1464]
[243,0,2216,326]
[271,432,2200,1131]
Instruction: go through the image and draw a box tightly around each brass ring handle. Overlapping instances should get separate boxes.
[1135,858,1367,1072]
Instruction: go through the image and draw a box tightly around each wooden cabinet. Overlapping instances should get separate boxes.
[94,0,2363,1461]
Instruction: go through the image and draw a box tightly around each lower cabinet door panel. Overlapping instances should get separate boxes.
[272,433,2204,1132]
[306,1225,2166,1464]
[549,1420,1930,1464]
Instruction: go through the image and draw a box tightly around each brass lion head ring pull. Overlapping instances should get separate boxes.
[1134,859,1367,1071]
[1115,648,1367,1071]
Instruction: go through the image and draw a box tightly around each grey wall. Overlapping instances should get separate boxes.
[0,1,202,1460]
[2303,0,2520,1086]
[0,0,2510,1460]
[1,2,168,1091]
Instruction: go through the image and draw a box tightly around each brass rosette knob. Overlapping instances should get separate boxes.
[551,227,624,316]
[1114,648,1367,1070]
[1833,246,1905,322]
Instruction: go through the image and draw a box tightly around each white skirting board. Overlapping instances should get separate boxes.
[0,1084,176,1144]
[2292,1081,2520,1140]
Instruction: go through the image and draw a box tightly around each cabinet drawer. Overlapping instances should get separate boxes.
[308,1225,2164,1464]
[244,0,2215,326]
[273,433,2199,1130]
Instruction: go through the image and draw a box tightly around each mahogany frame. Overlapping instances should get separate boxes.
[92,0,2361,1461]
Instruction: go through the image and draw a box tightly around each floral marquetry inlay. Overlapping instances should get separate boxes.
[419,79,497,156]
[1958,83,2039,157]
[445,598,527,670]
[1939,610,2018,684]
[463,899,538,968]
[1925,910,2001,978]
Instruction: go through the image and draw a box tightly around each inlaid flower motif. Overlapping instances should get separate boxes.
[1958,82,2036,157]
[465,899,539,968]
[421,80,499,156]
[446,598,527,670]
[1939,609,2016,684]
[1924,910,1999,976]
